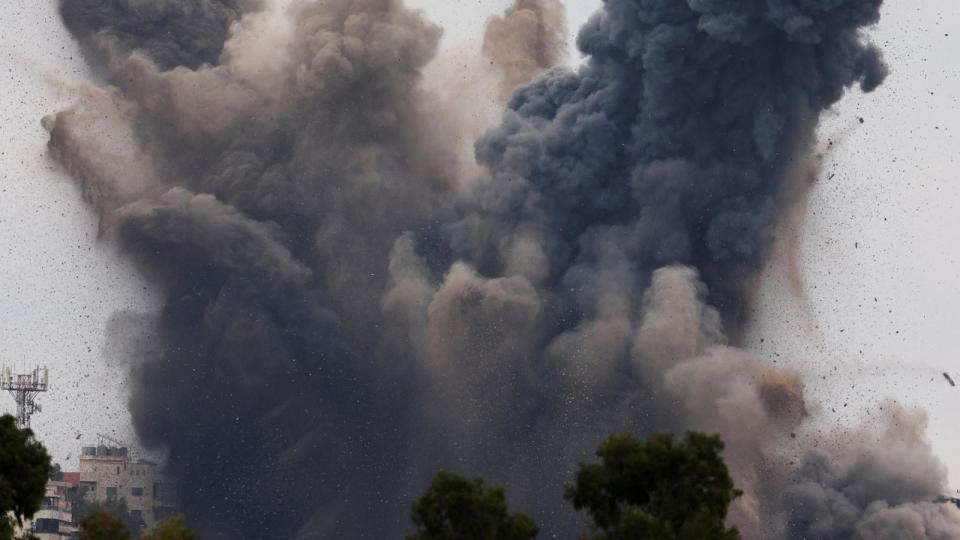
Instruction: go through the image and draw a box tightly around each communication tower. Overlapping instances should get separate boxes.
[1,366,49,428]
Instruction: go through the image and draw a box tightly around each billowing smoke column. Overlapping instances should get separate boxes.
[482,0,567,102]
[45,0,960,537]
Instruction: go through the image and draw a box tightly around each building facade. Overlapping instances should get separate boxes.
[26,479,78,540]
[79,443,177,528]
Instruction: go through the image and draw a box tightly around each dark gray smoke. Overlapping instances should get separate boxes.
[50,0,453,536]
[59,0,263,70]
[780,402,960,539]
[45,0,960,537]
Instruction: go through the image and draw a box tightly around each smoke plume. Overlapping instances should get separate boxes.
[482,0,568,102]
[420,0,568,182]
[44,0,960,537]
[59,0,263,71]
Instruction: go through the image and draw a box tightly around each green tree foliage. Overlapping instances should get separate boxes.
[409,471,539,540]
[71,496,144,538]
[139,515,199,540]
[78,509,197,540]
[0,414,51,540]
[48,463,63,482]
[78,507,130,540]
[565,432,742,540]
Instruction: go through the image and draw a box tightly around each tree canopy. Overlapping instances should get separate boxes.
[0,414,51,540]
[78,509,198,540]
[48,463,62,482]
[72,495,145,537]
[565,432,742,540]
[78,507,131,540]
[408,470,539,540]
[140,515,199,540]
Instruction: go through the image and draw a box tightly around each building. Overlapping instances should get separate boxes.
[25,479,78,540]
[79,436,177,529]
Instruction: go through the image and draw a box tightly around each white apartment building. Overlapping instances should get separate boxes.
[25,480,78,540]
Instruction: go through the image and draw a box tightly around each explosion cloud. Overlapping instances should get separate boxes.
[44,0,960,537]
[482,0,568,102]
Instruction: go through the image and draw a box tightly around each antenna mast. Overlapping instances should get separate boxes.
[1,366,49,428]
[97,432,125,448]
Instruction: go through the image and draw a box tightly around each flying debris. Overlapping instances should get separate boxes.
[43,0,960,538]
[944,372,956,387]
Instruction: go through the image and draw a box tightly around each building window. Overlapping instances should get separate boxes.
[131,487,144,497]
[106,486,118,500]
[80,481,96,500]
[33,518,59,533]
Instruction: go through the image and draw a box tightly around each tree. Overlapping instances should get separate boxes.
[49,463,63,482]
[409,471,539,540]
[139,515,199,540]
[78,508,198,540]
[0,414,51,540]
[72,496,144,538]
[565,432,742,540]
[78,507,130,540]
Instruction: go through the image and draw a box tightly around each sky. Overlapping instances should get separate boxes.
[747,0,960,489]
[0,0,957,489]
[0,0,159,463]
